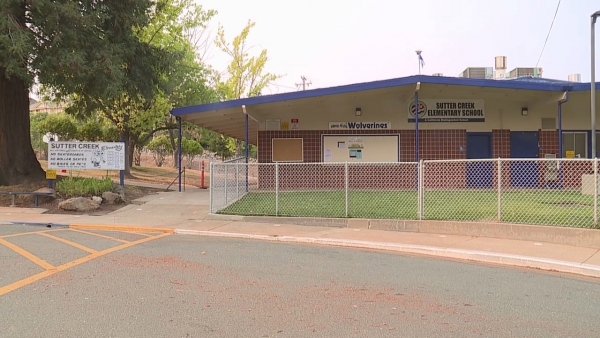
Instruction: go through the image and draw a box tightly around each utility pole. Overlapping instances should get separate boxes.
[295,76,312,91]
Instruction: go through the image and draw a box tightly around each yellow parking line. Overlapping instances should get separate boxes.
[0,228,66,239]
[0,238,55,270]
[0,232,171,297]
[37,232,98,254]
[69,229,130,243]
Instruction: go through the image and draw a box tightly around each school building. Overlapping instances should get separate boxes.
[171,75,600,189]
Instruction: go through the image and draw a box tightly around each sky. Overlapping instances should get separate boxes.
[196,0,600,95]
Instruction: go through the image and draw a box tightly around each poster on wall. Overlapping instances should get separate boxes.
[324,149,332,162]
[281,121,289,130]
[349,149,362,159]
[408,99,485,123]
[265,119,281,130]
[291,118,299,129]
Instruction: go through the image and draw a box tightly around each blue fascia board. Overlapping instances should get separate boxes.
[171,75,600,117]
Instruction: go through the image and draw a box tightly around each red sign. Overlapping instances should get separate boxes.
[291,119,298,123]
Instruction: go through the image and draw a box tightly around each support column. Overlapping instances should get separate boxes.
[177,117,182,193]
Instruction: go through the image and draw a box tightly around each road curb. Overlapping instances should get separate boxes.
[175,229,600,279]
[69,224,175,233]
[205,214,600,248]
[5,221,70,228]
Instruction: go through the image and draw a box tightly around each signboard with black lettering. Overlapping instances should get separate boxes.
[329,121,392,130]
[408,99,485,123]
[48,141,126,170]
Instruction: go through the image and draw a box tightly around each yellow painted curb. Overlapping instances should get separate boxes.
[69,224,175,234]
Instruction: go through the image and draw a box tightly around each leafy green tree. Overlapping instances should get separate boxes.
[181,138,204,169]
[30,113,50,159]
[62,0,218,175]
[214,20,281,100]
[77,120,105,142]
[146,136,173,167]
[0,0,173,185]
[209,134,235,160]
[37,113,78,141]
[214,19,281,156]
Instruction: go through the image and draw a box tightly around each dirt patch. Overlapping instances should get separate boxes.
[107,254,210,270]
[0,180,165,216]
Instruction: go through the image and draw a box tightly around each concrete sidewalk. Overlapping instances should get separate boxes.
[1,189,600,278]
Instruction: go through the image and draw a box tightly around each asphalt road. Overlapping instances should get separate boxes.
[1,224,600,337]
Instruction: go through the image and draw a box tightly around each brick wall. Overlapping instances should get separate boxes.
[255,129,590,190]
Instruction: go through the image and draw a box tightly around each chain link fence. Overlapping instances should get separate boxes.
[209,158,600,228]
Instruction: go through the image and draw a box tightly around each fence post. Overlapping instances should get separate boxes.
[345,162,349,217]
[595,158,598,227]
[497,158,502,222]
[236,164,239,199]
[275,162,279,216]
[224,164,228,205]
[209,162,213,213]
[418,160,424,220]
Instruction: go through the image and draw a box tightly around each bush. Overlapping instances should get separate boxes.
[181,137,203,169]
[56,177,114,198]
[146,135,172,167]
[38,113,78,140]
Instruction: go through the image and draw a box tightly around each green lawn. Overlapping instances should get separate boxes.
[219,189,598,228]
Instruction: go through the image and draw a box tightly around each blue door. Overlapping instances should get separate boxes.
[466,133,493,188]
[510,132,539,187]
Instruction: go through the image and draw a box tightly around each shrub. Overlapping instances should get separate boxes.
[181,138,203,169]
[56,176,114,198]
[146,135,172,167]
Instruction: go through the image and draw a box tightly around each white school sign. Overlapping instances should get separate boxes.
[408,99,485,123]
[48,141,126,170]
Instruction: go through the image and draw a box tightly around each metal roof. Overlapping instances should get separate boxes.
[171,74,598,117]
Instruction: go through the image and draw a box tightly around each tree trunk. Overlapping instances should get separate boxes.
[0,68,45,186]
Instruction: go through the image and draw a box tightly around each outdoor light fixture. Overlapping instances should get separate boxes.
[355,108,362,116]
[521,108,529,116]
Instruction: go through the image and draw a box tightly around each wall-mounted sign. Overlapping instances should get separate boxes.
[408,99,485,123]
[281,121,289,130]
[265,119,281,130]
[291,118,299,129]
[329,121,391,130]
[48,141,125,170]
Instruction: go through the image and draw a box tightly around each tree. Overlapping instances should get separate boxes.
[0,0,172,185]
[30,112,49,159]
[209,134,234,160]
[181,138,203,169]
[214,20,281,156]
[146,135,172,167]
[37,113,78,141]
[62,0,218,175]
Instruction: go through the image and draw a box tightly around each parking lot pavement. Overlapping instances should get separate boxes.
[1,226,600,337]
[0,223,170,297]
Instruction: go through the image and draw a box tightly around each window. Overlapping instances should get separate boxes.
[562,132,587,158]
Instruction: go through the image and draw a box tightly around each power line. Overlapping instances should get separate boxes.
[535,0,561,69]
[295,76,312,91]
[271,83,297,90]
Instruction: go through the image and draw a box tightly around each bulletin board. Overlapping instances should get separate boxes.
[322,135,399,162]
[272,138,303,162]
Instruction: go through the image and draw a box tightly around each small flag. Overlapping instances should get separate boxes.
[418,54,425,68]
